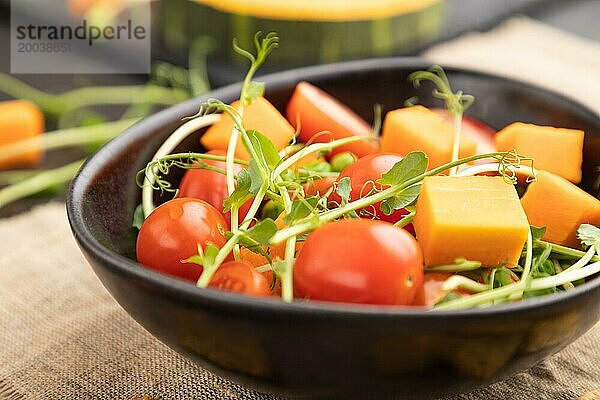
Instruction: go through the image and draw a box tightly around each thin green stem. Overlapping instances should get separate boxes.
[441,275,489,293]
[552,260,575,290]
[56,85,189,110]
[0,170,42,186]
[145,152,249,168]
[435,230,534,310]
[271,152,508,245]
[0,159,84,208]
[528,260,600,291]
[0,73,189,118]
[425,259,482,273]
[196,234,240,288]
[281,237,296,302]
[0,73,59,114]
[196,184,269,288]
[450,112,462,175]
[394,211,415,229]
[565,246,597,272]
[276,175,296,302]
[543,241,600,262]
[272,136,373,179]
[142,113,221,217]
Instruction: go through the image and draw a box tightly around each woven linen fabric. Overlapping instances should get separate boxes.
[1,203,598,400]
[423,16,600,113]
[1,17,600,400]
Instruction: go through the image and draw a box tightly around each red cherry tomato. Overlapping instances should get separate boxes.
[413,273,475,307]
[329,152,413,228]
[136,198,228,282]
[286,81,379,159]
[209,261,271,297]
[178,150,251,225]
[294,219,423,305]
[303,176,337,197]
[432,108,497,154]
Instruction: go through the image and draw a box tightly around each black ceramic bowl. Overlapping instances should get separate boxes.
[67,58,600,400]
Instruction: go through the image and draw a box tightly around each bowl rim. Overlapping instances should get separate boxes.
[67,56,600,321]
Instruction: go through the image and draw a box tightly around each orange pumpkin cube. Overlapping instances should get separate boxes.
[200,97,295,160]
[494,122,584,183]
[0,100,44,169]
[520,170,600,248]
[381,106,477,170]
[414,176,529,267]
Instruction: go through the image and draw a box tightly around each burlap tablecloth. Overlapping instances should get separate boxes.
[1,17,599,400]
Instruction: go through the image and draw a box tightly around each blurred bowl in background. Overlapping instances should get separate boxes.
[158,0,443,77]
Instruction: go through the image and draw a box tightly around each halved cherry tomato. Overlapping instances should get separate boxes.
[286,81,379,159]
[294,219,423,305]
[136,198,228,282]
[432,109,497,154]
[178,150,251,225]
[329,152,413,228]
[209,261,271,297]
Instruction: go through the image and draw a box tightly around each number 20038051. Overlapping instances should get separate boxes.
[17,42,71,53]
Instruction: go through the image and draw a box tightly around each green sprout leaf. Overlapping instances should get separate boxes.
[246,130,281,170]
[530,225,547,242]
[247,159,266,195]
[244,81,265,104]
[246,218,279,245]
[261,200,285,220]
[577,224,600,255]
[378,151,428,186]
[380,185,421,216]
[184,243,221,269]
[336,177,352,203]
[226,219,279,262]
[223,169,253,212]
[435,292,463,306]
[298,161,332,178]
[234,236,271,261]
[335,177,359,219]
[132,204,145,230]
[284,196,320,225]
[271,258,289,279]
[330,152,356,172]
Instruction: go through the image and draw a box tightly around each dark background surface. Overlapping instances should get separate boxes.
[1,0,598,93]
[0,0,598,217]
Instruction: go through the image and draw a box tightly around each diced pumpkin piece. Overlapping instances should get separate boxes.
[494,122,584,183]
[0,100,45,169]
[414,176,529,267]
[200,97,295,160]
[381,106,477,170]
[520,170,600,248]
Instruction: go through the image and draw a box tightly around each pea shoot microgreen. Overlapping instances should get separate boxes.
[408,65,474,175]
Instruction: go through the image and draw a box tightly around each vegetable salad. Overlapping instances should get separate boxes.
[135,33,600,310]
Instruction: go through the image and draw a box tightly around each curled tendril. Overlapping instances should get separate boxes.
[233,31,280,66]
[408,65,474,116]
[359,205,378,219]
[184,98,244,123]
[494,150,536,185]
[136,155,224,194]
